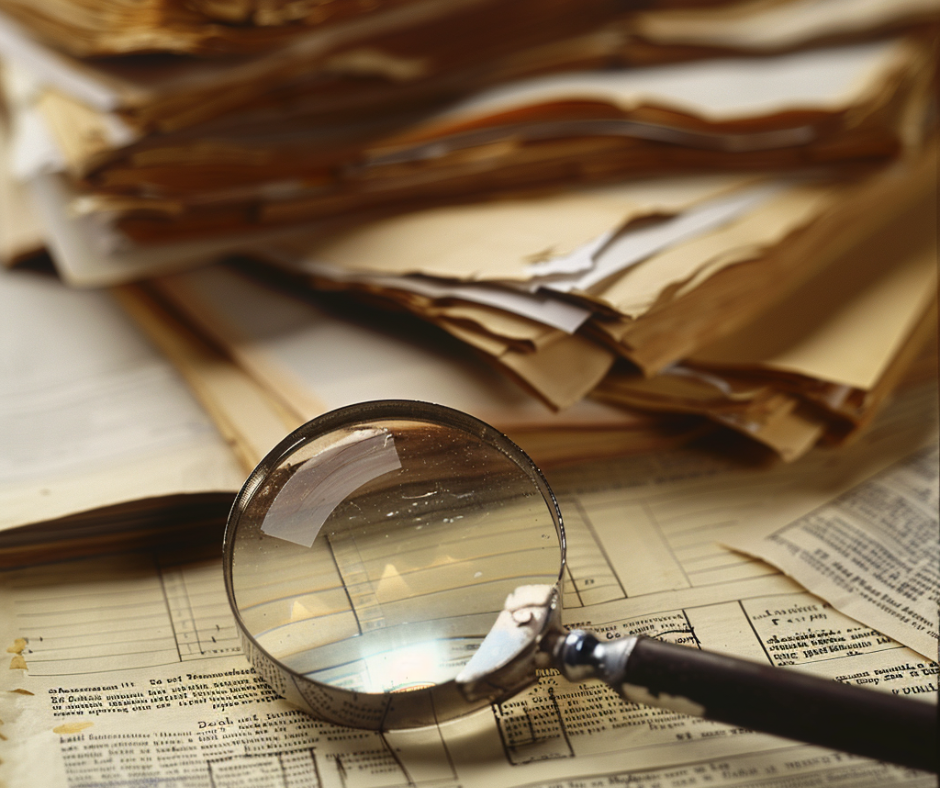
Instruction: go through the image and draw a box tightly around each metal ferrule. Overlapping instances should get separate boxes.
[552,629,639,686]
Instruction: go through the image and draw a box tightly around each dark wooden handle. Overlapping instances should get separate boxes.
[623,636,938,773]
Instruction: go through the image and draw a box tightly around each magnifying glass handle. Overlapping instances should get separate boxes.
[554,631,938,772]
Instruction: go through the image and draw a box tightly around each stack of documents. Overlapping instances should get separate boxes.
[0,264,244,565]
[0,0,936,463]
[0,5,937,783]
[0,0,936,280]
[254,143,937,459]
[115,266,710,470]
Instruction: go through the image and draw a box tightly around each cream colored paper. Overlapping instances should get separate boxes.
[722,381,939,658]
[113,283,304,472]
[1,384,936,787]
[149,265,626,425]
[631,0,940,52]
[282,175,753,281]
[728,443,939,659]
[0,99,44,264]
[0,266,243,534]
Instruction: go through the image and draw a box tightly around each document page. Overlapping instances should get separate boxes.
[2,387,936,788]
[726,443,938,658]
[0,267,244,534]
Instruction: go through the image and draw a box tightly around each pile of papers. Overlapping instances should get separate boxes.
[0,0,936,275]
[0,264,244,564]
[257,148,937,460]
[0,5,938,785]
[0,0,937,466]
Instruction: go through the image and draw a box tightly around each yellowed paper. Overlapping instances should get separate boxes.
[0,267,243,534]
[594,182,838,318]
[594,370,829,461]
[125,268,703,468]
[604,147,936,373]
[691,192,938,390]
[488,329,616,410]
[150,265,627,429]
[1,384,935,787]
[725,410,939,658]
[11,26,931,256]
[282,175,753,281]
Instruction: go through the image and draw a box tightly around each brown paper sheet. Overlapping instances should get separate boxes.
[690,188,937,390]
[280,175,751,281]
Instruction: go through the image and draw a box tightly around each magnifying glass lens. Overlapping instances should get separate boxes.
[228,407,562,696]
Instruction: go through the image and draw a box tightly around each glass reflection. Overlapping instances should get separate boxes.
[230,416,561,693]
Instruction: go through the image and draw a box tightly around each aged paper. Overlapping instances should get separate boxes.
[726,444,939,659]
[120,269,702,471]
[2,380,936,787]
[408,37,908,130]
[149,266,631,431]
[0,266,243,534]
[690,190,937,390]
[112,283,305,473]
[595,182,839,319]
[630,0,940,52]
[597,146,935,376]
[281,175,754,281]
[594,370,829,462]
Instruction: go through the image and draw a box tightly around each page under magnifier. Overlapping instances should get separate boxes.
[225,401,564,721]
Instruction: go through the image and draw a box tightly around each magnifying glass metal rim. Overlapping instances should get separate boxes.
[223,399,567,730]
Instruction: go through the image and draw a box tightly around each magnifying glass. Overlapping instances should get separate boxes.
[223,401,937,772]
